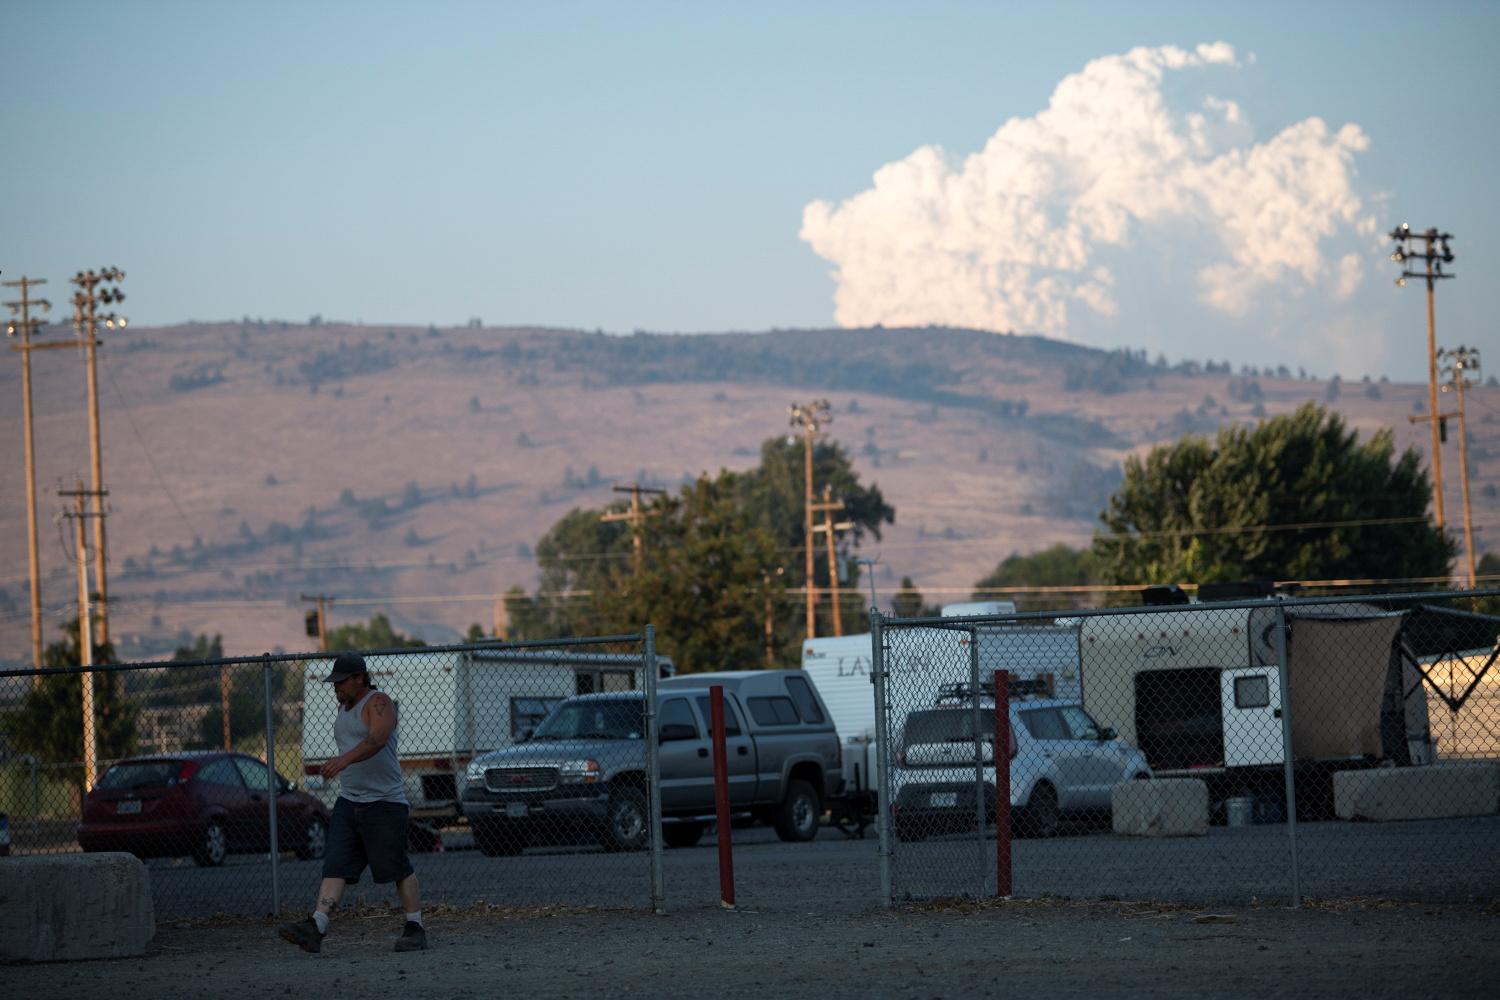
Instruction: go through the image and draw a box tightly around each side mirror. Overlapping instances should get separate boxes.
[1097,727,1116,742]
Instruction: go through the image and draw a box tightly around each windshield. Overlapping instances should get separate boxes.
[530,699,644,741]
[98,761,182,790]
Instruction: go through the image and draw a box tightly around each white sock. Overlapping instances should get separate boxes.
[405,911,422,927]
[312,911,329,934]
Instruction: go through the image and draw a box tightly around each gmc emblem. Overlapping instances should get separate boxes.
[508,775,531,784]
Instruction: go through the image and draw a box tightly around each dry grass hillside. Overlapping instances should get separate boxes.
[2,320,1497,666]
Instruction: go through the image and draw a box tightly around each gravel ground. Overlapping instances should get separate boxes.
[9,895,1500,1000]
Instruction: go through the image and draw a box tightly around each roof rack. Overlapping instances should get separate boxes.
[935,679,1051,703]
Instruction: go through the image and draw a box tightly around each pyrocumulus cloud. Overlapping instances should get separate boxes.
[800,43,1376,350]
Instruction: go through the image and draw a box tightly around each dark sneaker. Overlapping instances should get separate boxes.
[394,920,428,952]
[278,916,325,953]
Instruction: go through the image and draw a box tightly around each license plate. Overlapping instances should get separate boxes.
[928,792,958,808]
[117,799,142,814]
[504,802,528,819]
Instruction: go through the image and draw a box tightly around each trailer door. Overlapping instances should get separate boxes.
[1221,667,1283,767]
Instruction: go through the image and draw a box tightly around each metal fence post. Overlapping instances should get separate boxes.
[968,625,985,898]
[643,625,666,915]
[263,656,280,916]
[1273,600,1301,908]
[870,609,894,907]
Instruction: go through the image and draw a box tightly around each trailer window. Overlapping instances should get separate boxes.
[511,697,566,740]
[783,676,826,723]
[1134,668,1223,770]
[747,696,800,726]
[1234,676,1270,709]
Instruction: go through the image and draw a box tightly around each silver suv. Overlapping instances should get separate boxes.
[891,687,1151,840]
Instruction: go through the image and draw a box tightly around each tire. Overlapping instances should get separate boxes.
[662,822,705,848]
[193,820,228,867]
[773,779,821,843]
[295,816,327,861]
[601,787,650,852]
[1017,783,1059,839]
[474,822,524,857]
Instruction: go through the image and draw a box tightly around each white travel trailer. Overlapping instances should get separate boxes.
[301,647,666,824]
[1075,602,1435,819]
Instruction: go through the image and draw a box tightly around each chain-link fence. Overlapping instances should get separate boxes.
[871,591,1500,906]
[0,630,667,920]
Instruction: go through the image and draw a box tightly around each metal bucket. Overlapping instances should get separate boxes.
[1225,796,1253,827]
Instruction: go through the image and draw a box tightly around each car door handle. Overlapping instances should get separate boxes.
[737,746,748,756]
[698,747,708,758]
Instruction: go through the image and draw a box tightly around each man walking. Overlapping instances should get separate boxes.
[279,651,427,953]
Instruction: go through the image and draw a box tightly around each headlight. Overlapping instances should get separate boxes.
[465,760,487,784]
[559,759,600,783]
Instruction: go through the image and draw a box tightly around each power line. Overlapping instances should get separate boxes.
[99,351,201,539]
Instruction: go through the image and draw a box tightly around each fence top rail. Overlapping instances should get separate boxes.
[0,631,649,680]
[877,587,1500,630]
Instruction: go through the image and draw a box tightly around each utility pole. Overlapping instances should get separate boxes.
[4,276,51,674]
[600,483,666,575]
[1439,346,1481,587]
[1391,226,1454,529]
[69,268,127,646]
[60,480,106,791]
[810,486,854,637]
[301,594,332,651]
[789,400,832,638]
[761,566,784,668]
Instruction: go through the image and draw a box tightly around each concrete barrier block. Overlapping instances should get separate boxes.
[1111,779,1208,837]
[0,853,155,962]
[1334,763,1500,822]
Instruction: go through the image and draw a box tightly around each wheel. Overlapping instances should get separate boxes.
[1017,783,1059,839]
[601,787,650,852]
[295,816,326,860]
[662,822,704,848]
[193,820,228,867]
[773,779,821,843]
[473,822,524,857]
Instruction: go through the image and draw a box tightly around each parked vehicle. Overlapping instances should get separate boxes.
[1074,600,1437,821]
[78,751,329,867]
[891,686,1151,840]
[802,617,1083,827]
[460,669,840,855]
[301,648,670,827]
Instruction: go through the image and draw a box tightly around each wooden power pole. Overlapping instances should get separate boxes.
[4,275,51,673]
[1391,226,1454,529]
[789,400,832,638]
[600,482,666,575]
[60,480,107,790]
[69,268,127,646]
[1439,346,1481,587]
[810,486,854,637]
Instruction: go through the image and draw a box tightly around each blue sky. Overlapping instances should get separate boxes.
[3,1,1496,380]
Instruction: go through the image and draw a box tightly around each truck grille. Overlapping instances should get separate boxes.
[484,767,559,793]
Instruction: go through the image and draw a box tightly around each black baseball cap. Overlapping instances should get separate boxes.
[322,651,368,683]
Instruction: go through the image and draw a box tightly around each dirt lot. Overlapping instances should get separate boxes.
[10,895,1500,999]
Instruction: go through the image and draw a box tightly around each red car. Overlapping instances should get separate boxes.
[79,751,329,867]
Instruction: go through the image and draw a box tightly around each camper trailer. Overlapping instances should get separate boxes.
[1075,602,1435,820]
[301,647,666,825]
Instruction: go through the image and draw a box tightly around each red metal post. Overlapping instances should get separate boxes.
[710,684,735,908]
[994,670,1012,897]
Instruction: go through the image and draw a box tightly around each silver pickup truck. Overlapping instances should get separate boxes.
[460,669,841,854]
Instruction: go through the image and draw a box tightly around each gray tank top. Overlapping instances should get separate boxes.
[334,688,407,804]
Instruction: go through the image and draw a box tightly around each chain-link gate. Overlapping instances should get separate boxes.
[0,629,666,920]
[871,591,1500,906]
